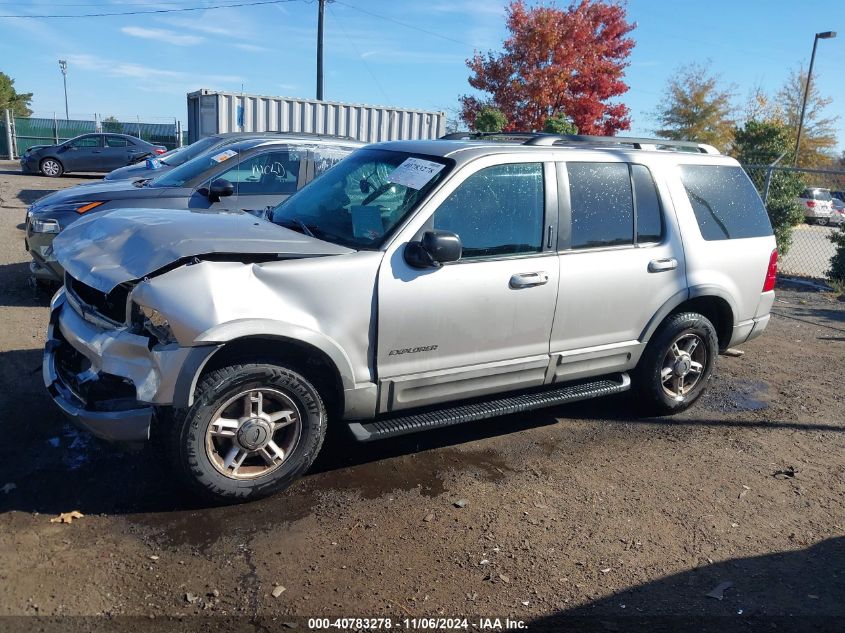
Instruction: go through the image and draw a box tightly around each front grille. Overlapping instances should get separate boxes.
[65,274,130,324]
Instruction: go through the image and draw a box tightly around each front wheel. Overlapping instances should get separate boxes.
[39,158,63,177]
[169,363,327,503]
[634,312,718,415]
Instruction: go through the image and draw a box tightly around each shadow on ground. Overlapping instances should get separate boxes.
[0,260,54,307]
[528,537,845,632]
[17,189,58,205]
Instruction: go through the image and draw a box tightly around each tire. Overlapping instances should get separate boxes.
[169,363,327,503]
[634,312,718,416]
[39,158,63,177]
[815,217,829,227]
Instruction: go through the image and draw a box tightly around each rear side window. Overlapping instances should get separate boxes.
[632,164,663,243]
[433,162,544,258]
[105,136,128,147]
[680,165,772,240]
[567,162,633,248]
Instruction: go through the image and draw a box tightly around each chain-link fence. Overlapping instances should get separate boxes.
[1,111,187,158]
[743,163,845,282]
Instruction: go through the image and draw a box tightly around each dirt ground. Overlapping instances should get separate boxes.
[0,162,843,632]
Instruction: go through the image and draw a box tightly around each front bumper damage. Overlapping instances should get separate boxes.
[43,290,210,442]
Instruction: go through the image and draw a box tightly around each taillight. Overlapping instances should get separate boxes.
[154,148,166,155]
[806,200,816,208]
[763,249,777,292]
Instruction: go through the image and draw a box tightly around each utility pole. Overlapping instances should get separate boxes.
[316,0,325,100]
[58,59,69,120]
[794,31,836,166]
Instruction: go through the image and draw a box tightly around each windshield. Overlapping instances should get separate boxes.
[149,145,241,188]
[163,135,222,167]
[270,148,451,249]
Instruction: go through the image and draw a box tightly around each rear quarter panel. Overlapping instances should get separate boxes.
[664,156,776,327]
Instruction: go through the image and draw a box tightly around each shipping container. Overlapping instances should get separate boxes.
[187,90,445,144]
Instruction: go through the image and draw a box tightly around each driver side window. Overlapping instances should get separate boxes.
[70,135,101,148]
[217,151,301,195]
[433,163,545,259]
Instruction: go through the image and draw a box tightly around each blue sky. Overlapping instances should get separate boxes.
[0,0,843,147]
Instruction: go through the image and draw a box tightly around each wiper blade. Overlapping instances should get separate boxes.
[279,216,315,238]
[133,178,152,188]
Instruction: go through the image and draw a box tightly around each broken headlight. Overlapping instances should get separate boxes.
[132,303,177,345]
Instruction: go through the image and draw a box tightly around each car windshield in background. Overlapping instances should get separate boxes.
[162,135,221,167]
[149,147,241,188]
[270,149,451,250]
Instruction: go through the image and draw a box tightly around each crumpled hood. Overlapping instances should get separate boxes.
[53,207,354,293]
[31,178,164,210]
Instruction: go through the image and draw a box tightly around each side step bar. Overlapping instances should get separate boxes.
[348,373,631,442]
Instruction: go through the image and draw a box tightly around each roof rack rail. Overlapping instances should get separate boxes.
[438,131,720,155]
[439,132,538,141]
[524,133,720,154]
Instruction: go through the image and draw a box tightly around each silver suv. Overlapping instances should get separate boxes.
[43,134,778,502]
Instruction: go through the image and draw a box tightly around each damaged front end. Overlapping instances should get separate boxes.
[43,277,214,443]
[42,206,360,443]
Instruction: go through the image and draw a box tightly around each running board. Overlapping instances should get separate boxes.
[348,373,631,442]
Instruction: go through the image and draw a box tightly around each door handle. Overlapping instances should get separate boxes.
[648,258,678,273]
[510,272,549,288]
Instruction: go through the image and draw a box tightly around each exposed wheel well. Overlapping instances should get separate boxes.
[197,336,344,420]
[669,296,734,351]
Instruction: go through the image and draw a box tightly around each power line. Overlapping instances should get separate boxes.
[327,2,392,105]
[333,0,473,48]
[0,0,299,18]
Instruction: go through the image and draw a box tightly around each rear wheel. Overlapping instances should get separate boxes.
[816,217,829,226]
[39,158,63,177]
[634,312,718,415]
[169,363,327,503]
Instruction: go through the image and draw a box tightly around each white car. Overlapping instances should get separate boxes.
[798,187,835,225]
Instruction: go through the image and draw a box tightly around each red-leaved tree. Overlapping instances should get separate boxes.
[461,0,635,135]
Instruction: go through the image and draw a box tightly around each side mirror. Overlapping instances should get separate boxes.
[404,230,462,268]
[207,178,234,202]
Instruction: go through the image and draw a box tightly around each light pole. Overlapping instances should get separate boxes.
[58,59,69,120]
[794,31,836,165]
[316,0,325,100]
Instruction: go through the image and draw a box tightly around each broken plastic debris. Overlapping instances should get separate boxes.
[706,581,734,600]
[50,510,84,524]
[185,592,199,604]
[773,466,797,479]
[423,513,435,522]
[454,499,468,508]
[272,585,287,598]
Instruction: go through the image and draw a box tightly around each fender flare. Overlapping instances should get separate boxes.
[638,285,738,345]
[172,319,358,407]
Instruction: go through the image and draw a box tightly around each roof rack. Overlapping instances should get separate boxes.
[438,132,720,155]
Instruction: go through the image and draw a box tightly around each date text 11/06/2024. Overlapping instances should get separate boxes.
[306,617,528,630]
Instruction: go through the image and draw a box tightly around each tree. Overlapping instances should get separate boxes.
[775,66,838,167]
[829,224,845,287]
[543,113,578,135]
[473,106,507,133]
[461,0,635,135]
[733,119,805,254]
[0,72,33,117]
[102,116,123,133]
[654,63,735,152]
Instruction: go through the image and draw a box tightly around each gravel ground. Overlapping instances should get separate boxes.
[0,162,843,632]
